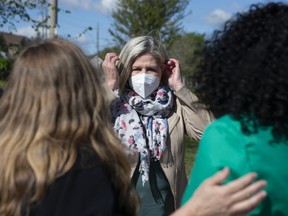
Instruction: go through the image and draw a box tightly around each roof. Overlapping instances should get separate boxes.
[0,31,29,46]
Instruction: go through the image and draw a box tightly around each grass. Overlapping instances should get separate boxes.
[0,80,7,88]
[184,136,199,178]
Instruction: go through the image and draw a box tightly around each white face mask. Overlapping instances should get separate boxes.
[129,73,160,99]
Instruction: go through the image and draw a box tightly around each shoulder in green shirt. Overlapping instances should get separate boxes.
[181,115,288,215]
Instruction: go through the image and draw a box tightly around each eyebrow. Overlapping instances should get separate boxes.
[132,65,159,68]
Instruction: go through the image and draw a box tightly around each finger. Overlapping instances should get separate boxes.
[204,167,230,185]
[230,190,267,215]
[105,53,117,60]
[104,53,114,59]
[165,60,175,69]
[225,172,258,194]
[170,58,180,66]
[107,54,118,62]
[110,55,119,64]
[231,180,267,203]
[106,52,117,57]
[168,58,178,62]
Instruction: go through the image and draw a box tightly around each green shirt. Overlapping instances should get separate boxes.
[182,115,288,215]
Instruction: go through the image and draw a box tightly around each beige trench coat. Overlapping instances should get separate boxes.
[108,86,214,210]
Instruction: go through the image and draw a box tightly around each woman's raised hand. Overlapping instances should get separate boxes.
[165,58,184,92]
[102,53,119,90]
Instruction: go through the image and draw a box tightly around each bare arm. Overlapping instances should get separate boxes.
[171,168,267,216]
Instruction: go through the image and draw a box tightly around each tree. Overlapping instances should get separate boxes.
[0,0,49,31]
[98,46,121,60]
[0,58,12,80]
[169,32,205,90]
[109,0,189,48]
[1,0,92,40]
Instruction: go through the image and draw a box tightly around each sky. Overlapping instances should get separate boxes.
[3,0,287,55]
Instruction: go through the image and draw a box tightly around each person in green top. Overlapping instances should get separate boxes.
[182,2,288,215]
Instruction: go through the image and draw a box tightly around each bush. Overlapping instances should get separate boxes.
[0,58,12,80]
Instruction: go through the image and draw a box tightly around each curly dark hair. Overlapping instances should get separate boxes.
[193,2,288,140]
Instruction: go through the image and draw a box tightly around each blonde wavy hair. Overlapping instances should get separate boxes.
[0,39,139,216]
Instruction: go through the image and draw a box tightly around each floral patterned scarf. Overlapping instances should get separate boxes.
[111,86,173,185]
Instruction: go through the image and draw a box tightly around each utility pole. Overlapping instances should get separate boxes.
[40,0,48,39]
[96,23,100,69]
[97,23,99,57]
[48,0,58,39]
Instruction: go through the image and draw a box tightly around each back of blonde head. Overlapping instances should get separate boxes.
[0,39,139,216]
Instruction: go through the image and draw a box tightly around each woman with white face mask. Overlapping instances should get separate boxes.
[102,36,266,216]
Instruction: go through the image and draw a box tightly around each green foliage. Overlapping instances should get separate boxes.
[0,0,49,31]
[184,136,199,178]
[0,0,87,39]
[0,58,12,80]
[0,80,7,88]
[169,32,205,90]
[98,46,122,59]
[0,35,9,53]
[68,27,93,39]
[109,0,189,48]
